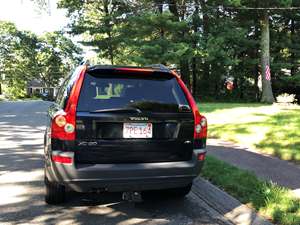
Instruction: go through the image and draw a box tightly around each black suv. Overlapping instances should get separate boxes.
[44,64,207,204]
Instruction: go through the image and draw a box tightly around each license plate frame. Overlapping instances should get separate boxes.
[123,123,153,138]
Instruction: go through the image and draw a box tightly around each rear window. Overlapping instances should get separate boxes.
[77,72,189,113]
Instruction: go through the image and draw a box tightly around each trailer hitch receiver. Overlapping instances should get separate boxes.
[122,191,142,202]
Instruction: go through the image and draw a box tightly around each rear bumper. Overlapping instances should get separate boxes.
[46,150,205,192]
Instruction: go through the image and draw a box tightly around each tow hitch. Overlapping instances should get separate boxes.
[122,191,142,203]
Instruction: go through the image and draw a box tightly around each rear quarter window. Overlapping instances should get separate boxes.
[55,67,82,110]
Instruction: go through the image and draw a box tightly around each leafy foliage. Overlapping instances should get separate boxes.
[121,11,191,65]
[0,21,82,98]
[3,0,300,101]
[36,31,82,88]
[58,0,300,102]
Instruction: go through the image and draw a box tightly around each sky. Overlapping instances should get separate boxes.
[0,0,97,58]
[0,0,68,34]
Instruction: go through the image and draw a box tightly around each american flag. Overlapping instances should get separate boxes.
[265,65,271,81]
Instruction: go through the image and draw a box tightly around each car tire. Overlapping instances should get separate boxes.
[45,176,66,204]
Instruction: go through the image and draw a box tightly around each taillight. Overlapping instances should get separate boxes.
[52,155,73,164]
[172,70,207,144]
[55,115,66,127]
[51,65,87,141]
[51,151,73,165]
[194,112,207,139]
[64,123,75,133]
[197,152,206,161]
[51,113,76,140]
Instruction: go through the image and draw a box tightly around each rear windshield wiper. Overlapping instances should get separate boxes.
[90,107,142,114]
[178,104,191,112]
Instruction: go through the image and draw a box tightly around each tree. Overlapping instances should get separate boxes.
[57,0,300,102]
[0,20,82,99]
[240,0,292,103]
[0,21,17,95]
[121,11,191,65]
[0,21,39,98]
[268,1,300,102]
[36,32,82,88]
[260,11,275,103]
[58,0,130,64]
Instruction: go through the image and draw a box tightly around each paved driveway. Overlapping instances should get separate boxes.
[0,100,230,225]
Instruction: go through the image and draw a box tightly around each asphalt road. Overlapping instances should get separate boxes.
[0,100,231,225]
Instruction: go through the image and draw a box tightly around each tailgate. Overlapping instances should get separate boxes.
[74,70,194,164]
[75,112,194,163]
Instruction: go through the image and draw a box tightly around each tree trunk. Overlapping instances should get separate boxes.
[108,31,114,65]
[168,0,190,89]
[103,0,114,65]
[254,64,260,101]
[192,57,197,95]
[290,18,296,76]
[260,11,275,103]
[254,21,260,101]
[180,60,190,88]
[199,0,210,92]
[168,0,179,18]
[156,0,166,65]
[191,1,200,96]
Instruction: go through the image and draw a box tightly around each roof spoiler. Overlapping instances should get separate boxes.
[145,64,170,72]
[80,59,91,66]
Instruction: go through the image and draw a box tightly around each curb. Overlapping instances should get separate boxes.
[192,177,273,225]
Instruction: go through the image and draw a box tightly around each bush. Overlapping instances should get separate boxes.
[4,82,27,99]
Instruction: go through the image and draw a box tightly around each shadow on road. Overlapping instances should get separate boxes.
[0,101,229,225]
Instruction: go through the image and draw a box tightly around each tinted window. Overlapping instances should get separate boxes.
[55,67,82,109]
[77,73,189,113]
[55,77,70,108]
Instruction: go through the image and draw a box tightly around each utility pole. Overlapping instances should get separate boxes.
[260,10,275,103]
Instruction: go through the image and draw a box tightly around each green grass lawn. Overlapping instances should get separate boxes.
[199,102,300,162]
[202,156,300,225]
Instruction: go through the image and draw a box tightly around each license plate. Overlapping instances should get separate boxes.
[123,123,152,138]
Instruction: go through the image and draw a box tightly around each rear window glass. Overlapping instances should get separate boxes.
[77,73,189,113]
